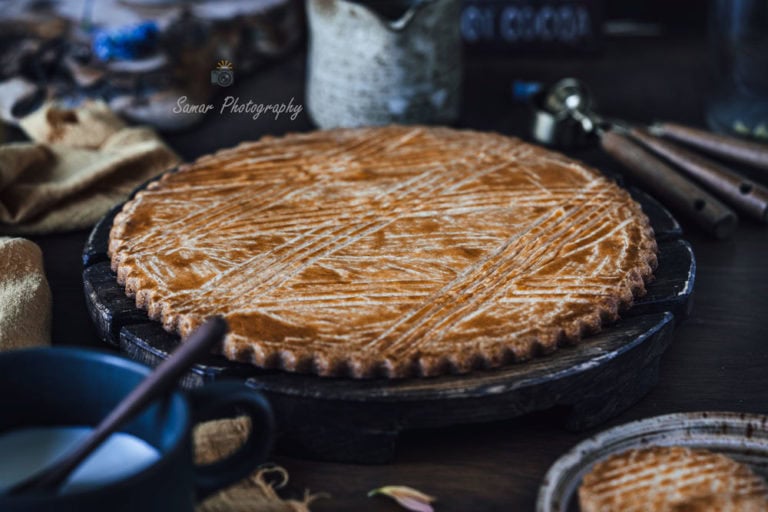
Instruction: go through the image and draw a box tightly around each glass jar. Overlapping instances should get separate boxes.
[708,0,768,141]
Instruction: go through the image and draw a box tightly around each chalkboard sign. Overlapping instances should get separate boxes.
[461,0,603,53]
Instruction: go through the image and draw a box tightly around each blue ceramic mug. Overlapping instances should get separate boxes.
[0,347,274,512]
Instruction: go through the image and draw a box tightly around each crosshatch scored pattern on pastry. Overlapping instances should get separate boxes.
[109,126,658,378]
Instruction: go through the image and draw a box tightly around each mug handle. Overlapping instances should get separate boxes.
[186,381,274,501]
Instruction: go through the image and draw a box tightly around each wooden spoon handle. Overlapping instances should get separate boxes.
[651,122,768,171]
[630,128,768,223]
[601,130,738,239]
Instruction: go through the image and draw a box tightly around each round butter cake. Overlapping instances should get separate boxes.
[109,126,657,378]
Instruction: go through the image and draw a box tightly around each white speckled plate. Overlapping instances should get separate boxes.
[537,412,768,512]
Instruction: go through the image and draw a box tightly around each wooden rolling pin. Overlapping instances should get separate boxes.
[650,122,768,171]
[630,128,768,223]
[601,131,738,239]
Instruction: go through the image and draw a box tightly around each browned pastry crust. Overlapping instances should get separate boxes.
[673,494,768,512]
[109,126,657,378]
[579,446,768,512]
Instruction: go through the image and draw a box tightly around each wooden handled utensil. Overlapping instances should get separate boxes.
[530,78,764,238]
[630,127,768,223]
[650,122,768,172]
[601,131,738,239]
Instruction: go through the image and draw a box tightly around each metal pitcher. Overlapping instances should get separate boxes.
[306,0,463,128]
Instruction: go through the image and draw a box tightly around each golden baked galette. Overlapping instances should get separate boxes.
[109,126,657,378]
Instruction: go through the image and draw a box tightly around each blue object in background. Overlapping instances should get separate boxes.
[511,80,543,102]
[461,0,602,53]
[92,21,159,61]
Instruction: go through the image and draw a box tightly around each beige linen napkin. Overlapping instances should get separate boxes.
[0,100,180,235]
[0,237,51,350]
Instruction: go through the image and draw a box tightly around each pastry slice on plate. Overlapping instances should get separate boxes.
[579,446,768,512]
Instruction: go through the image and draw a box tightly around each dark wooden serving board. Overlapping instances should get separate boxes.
[83,183,694,463]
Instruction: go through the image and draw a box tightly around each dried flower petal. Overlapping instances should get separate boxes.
[368,485,436,512]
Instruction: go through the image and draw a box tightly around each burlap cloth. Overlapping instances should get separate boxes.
[0,103,320,510]
[0,100,180,235]
[0,237,51,350]
[194,418,320,512]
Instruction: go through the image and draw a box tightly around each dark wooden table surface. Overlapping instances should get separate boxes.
[31,34,768,511]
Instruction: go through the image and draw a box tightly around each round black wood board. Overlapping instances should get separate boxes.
[83,177,694,464]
